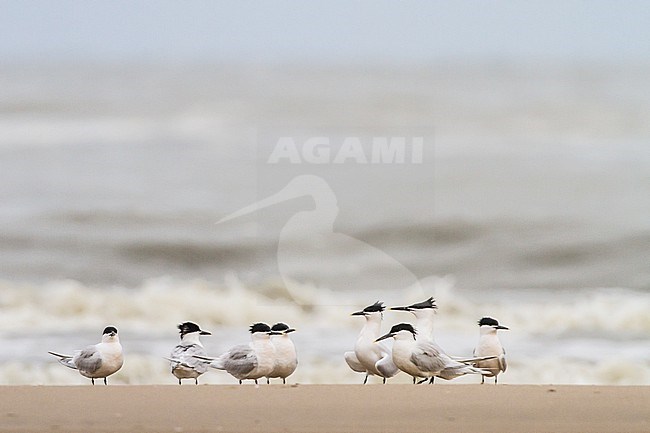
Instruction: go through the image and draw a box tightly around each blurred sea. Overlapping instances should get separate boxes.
[0,62,649,385]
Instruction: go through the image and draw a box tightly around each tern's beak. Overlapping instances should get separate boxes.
[269,331,283,336]
[351,311,366,316]
[284,328,296,334]
[495,325,509,330]
[390,306,411,311]
[200,330,212,335]
[375,332,394,342]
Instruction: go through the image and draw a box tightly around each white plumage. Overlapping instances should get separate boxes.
[473,317,509,384]
[197,323,276,384]
[376,323,488,384]
[345,302,399,384]
[267,322,298,384]
[48,326,123,385]
[166,322,211,385]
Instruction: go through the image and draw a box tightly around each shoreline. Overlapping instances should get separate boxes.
[1,384,648,432]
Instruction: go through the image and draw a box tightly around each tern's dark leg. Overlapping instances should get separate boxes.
[255,379,258,385]
[363,374,368,385]
[417,378,429,384]
[104,377,107,385]
[481,375,485,385]
[495,376,498,385]
[179,379,182,385]
[91,378,95,385]
[283,378,286,385]
[412,377,416,384]
[383,377,386,384]
[239,380,243,385]
[267,378,270,385]
[195,378,198,385]
[428,377,435,384]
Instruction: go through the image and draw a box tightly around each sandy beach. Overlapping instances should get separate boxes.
[1,385,647,432]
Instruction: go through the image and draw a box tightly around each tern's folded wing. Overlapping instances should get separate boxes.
[375,354,399,378]
[499,349,507,372]
[344,351,366,373]
[171,344,209,370]
[411,343,446,374]
[223,345,257,376]
[73,346,103,374]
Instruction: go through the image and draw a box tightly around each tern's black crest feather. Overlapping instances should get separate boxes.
[389,323,416,335]
[102,326,118,335]
[408,297,437,310]
[178,322,202,335]
[478,317,500,327]
[271,323,290,332]
[363,301,385,313]
[249,322,271,333]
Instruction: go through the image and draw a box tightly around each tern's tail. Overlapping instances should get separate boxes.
[47,351,77,370]
[453,355,497,364]
[439,365,491,380]
[164,357,193,370]
[193,355,225,370]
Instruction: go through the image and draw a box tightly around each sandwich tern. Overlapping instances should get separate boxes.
[473,317,509,384]
[48,326,124,385]
[344,301,399,384]
[166,322,211,385]
[391,297,491,382]
[267,322,298,384]
[376,323,488,384]
[196,323,278,384]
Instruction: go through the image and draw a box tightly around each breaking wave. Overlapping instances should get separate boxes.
[0,276,648,385]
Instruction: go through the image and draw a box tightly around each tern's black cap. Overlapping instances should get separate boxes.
[377,322,417,342]
[408,297,437,310]
[103,326,118,335]
[389,323,416,335]
[363,301,385,313]
[249,323,272,333]
[352,301,385,316]
[391,297,437,311]
[178,322,210,336]
[271,322,294,332]
[271,323,289,332]
[478,317,509,330]
[478,317,499,327]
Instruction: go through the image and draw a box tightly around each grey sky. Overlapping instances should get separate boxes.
[1,0,649,63]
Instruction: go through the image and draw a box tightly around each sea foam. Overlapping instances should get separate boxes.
[0,276,648,385]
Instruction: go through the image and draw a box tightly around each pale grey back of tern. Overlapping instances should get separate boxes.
[344,301,399,384]
[166,322,211,385]
[474,317,509,384]
[48,326,124,385]
[267,322,297,384]
[197,323,278,384]
[376,323,488,384]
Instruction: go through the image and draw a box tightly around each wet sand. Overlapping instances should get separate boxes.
[1,385,648,432]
